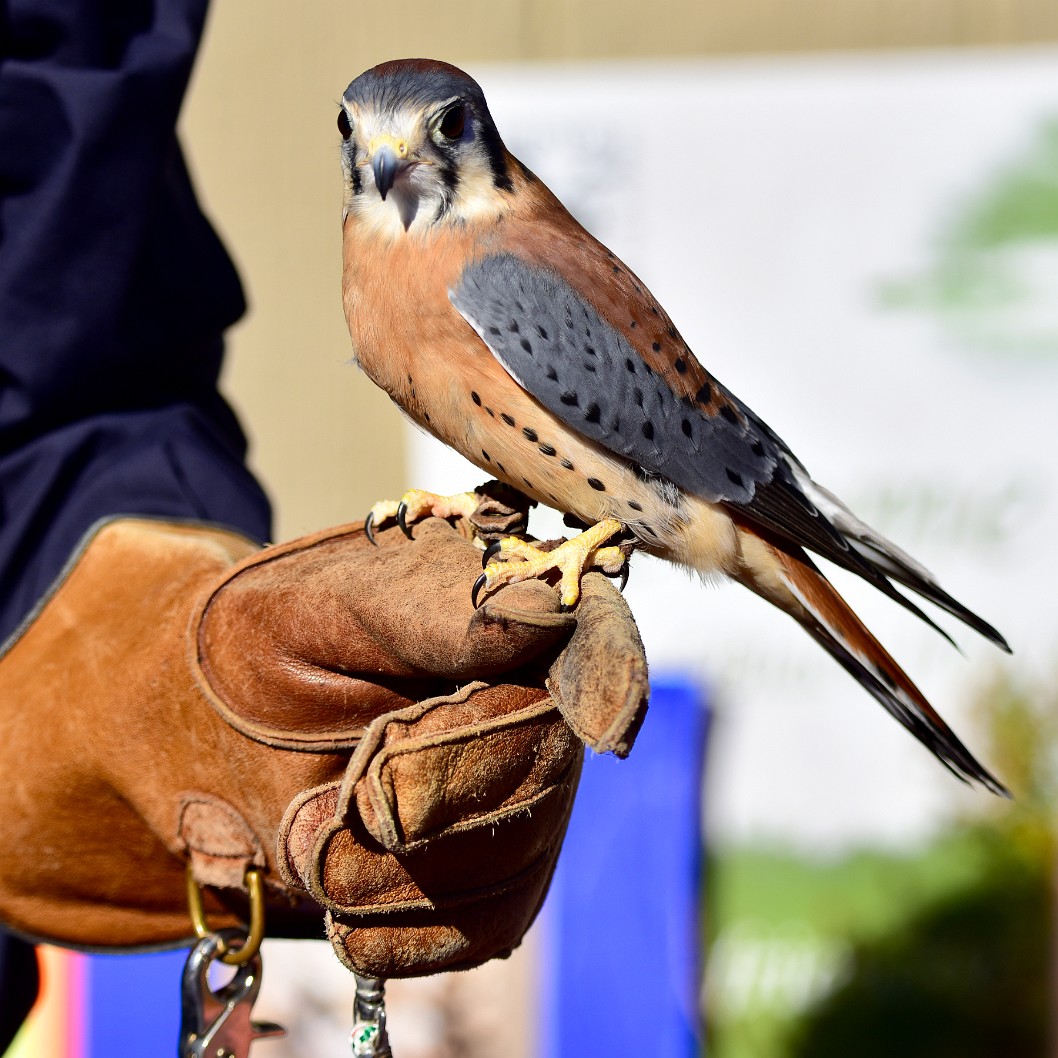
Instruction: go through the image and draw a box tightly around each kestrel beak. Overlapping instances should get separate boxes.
[368,134,412,200]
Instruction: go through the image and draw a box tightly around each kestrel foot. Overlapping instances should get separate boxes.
[592,544,632,593]
[364,490,482,545]
[472,518,627,612]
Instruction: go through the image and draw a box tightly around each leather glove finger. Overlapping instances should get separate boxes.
[277,682,582,977]
[194,518,579,749]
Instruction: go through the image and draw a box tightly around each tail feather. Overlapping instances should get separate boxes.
[735,532,1008,796]
[798,478,1012,654]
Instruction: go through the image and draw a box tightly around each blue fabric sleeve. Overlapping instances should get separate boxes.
[0,0,273,647]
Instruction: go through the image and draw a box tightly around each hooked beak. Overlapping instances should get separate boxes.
[372,145,401,200]
[368,135,414,201]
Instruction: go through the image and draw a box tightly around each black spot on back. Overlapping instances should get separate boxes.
[471,391,482,406]
[452,253,772,508]
[588,477,606,491]
[501,413,515,426]
[522,426,538,442]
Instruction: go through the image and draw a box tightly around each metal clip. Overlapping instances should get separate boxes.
[350,974,393,1057]
[180,927,286,1058]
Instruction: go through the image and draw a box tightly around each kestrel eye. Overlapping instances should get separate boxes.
[337,108,352,140]
[438,105,465,140]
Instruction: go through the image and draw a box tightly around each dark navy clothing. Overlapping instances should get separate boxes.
[0,0,271,643]
[1,0,272,1048]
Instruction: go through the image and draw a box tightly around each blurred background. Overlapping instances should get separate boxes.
[10,1,1058,1056]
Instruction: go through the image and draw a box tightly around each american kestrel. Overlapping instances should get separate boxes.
[338,59,1010,793]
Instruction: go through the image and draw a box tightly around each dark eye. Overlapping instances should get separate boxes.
[438,105,465,140]
[337,108,352,140]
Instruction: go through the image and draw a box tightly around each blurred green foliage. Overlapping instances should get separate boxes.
[952,119,1058,250]
[787,838,1048,1058]
[878,116,1058,358]
[707,668,1057,1058]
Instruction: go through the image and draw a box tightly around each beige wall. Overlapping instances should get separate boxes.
[181,0,1058,540]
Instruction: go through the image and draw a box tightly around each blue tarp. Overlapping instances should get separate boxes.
[541,675,709,1058]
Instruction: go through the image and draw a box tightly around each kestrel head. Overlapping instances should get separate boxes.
[339,59,517,234]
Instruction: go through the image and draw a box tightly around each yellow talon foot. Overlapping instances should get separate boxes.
[473,518,626,611]
[364,489,482,544]
[592,545,628,577]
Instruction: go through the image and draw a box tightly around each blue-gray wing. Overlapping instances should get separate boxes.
[450,252,780,506]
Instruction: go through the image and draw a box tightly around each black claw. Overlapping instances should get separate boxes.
[482,540,503,568]
[601,563,630,593]
[471,572,488,609]
[396,501,414,539]
[559,602,574,613]
[364,511,379,546]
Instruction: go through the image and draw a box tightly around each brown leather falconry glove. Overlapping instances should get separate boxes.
[0,505,648,978]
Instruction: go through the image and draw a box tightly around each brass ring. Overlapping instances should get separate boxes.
[185,864,266,966]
